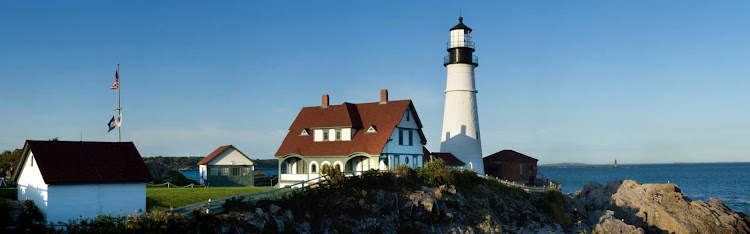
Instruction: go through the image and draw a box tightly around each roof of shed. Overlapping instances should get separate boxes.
[12,140,153,184]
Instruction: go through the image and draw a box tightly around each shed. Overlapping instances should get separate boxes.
[197,145,254,187]
[484,150,538,183]
[11,140,153,223]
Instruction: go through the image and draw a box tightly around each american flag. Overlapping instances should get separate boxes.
[110,69,119,90]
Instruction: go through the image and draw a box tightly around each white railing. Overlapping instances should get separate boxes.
[280,173,309,181]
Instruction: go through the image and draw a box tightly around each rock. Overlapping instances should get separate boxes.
[294,222,311,233]
[594,210,644,234]
[254,207,264,217]
[574,180,750,234]
[269,204,281,214]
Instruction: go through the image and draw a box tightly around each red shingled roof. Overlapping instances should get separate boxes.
[275,100,424,157]
[198,145,231,165]
[430,152,465,166]
[484,150,538,167]
[12,140,153,184]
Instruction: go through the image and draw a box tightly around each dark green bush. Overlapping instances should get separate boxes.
[17,200,46,232]
[416,159,454,187]
[541,190,571,227]
[320,164,345,187]
[452,169,484,196]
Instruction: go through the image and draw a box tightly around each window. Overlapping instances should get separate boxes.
[242,167,250,176]
[404,156,409,165]
[323,131,329,141]
[300,129,309,136]
[336,130,341,140]
[311,164,317,173]
[232,167,241,176]
[519,164,524,175]
[408,130,413,146]
[366,125,377,133]
[398,129,404,145]
[220,167,229,176]
[210,168,218,176]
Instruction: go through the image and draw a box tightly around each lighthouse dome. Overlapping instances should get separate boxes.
[450,17,472,31]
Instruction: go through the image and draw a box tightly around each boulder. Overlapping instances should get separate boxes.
[574,180,750,234]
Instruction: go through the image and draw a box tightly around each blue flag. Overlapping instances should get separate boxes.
[108,116,116,132]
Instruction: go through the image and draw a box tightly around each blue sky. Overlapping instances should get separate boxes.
[1,1,748,164]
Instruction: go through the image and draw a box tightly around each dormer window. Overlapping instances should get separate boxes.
[300,129,309,136]
[366,125,377,133]
[335,130,341,140]
[323,131,329,141]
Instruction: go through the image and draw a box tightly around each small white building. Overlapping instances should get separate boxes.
[275,89,427,187]
[197,145,255,187]
[11,140,153,223]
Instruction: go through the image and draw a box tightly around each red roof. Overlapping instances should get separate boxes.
[484,150,538,167]
[12,140,153,184]
[275,100,424,157]
[430,152,465,166]
[198,145,231,165]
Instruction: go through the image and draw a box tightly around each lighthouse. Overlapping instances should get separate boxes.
[440,17,484,175]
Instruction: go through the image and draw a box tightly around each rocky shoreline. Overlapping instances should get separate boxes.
[569,180,750,233]
[226,179,750,233]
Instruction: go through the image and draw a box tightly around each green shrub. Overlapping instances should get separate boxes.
[452,169,483,196]
[320,164,345,187]
[417,159,454,187]
[541,190,571,227]
[17,200,46,232]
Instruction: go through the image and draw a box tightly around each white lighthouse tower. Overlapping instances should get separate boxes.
[440,17,484,174]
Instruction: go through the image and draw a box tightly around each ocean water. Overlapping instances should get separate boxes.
[538,162,750,214]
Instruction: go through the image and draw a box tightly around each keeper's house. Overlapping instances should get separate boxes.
[484,150,538,183]
[12,140,152,223]
[197,145,254,187]
[275,90,426,187]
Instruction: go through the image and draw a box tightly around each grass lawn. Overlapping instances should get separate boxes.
[146,186,277,212]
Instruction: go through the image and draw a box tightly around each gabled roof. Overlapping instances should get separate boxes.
[484,150,538,166]
[275,100,425,157]
[197,145,252,165]
[431,152,465,166]
[11,140,153,184]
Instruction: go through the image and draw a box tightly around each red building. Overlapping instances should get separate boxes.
[483,150,538,183]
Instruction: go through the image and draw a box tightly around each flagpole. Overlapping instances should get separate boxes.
[117,63,121,142]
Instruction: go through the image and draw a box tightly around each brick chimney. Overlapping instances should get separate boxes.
[322,94,329,108]
[380,89,388,104]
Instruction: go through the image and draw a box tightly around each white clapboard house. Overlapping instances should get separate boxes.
[274,89,427,187]
[12,140,153,223]
[197,145,255,187]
